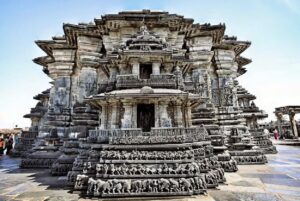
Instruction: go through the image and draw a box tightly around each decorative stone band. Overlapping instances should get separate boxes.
[116,74,177,89]
[74,167,226,197]
[88,127,209,144]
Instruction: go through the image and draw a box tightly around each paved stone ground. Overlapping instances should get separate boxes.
[0,145,300,201]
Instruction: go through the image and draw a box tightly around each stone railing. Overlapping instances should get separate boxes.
[97,81,115,93]
[183,81,195,92]
[116,74,176,89]
[240,106,260,112]
[21,130,38,139]
[32,105,48,113]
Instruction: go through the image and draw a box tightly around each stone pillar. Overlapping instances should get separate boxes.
[132,103,137,128]
[251,115,258,129]
[275,112,283,137]
[109,66,118,82]
[289,110,298,138]
[75,36,102,104]
[99,103,107,129]
[121,101,133,128]
[185,101,192,127]
[159,101,171,127]
[132,62,140,78]
[174,66,184,90]
[152,62,160,75]
[48,59,74,113]
[174,100,183,127]
[154,100,160,127]
[110,101,119,129]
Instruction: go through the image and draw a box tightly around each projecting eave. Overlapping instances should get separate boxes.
[98,10,192,24]
[275,105,300,114]
[223,40,251,56]
[23,113,42,119]
[95,12,194,34]
[63,23,101,46]
[87,88,199,99]
[33,56,54,66]
[85,88,202,108]
[241,111,268,119]
[186,24,225,44]
[33,93,49,100]
[236,56,252,67]
[32,56,53,75]
[35,39,75,57]
[35,40,55,56]
[237,67,247,76]
[237,93,256,100]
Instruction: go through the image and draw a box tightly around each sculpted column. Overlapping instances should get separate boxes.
[121,101,133,128]
[154,100,160,127]
[174,100,183,127]
[275,112,283,137]
[152,62,160,75]
[99,102,107,129]
[289,110,298,138]
[185,101,192,127]
[159,100,171,127]
[132,102,137,128]
[109,100,119,129]
[132,62,140,78]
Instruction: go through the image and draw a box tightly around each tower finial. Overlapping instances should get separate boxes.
[140,16,148,35]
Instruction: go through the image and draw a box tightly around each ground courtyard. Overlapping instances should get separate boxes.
[0,144,300,201]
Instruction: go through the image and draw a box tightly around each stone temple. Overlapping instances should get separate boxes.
[17,10,276,197]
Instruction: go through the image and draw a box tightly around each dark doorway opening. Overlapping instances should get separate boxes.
[140,63,152,79]
[137,104,155,132]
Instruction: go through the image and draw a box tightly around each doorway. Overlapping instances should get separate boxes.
[137,104,155,132]
[139,63,152,79]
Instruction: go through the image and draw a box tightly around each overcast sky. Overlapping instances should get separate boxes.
[0,0,299,128]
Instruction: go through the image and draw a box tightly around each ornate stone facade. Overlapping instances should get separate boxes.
[20,10,274,197]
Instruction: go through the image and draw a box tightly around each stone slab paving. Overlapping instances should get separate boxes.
[0,145,300,201]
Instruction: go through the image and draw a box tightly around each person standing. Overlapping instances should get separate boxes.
[0,138,4,155]
[5,136,13,155]
[273,129,279,140]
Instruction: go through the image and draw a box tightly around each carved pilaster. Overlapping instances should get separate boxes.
[109,100,119,129]
[132,103,137,128]
[174,100,183,127]
[99,102,108,129]
[289,110,298,137]
[159,100,171,127]
[275,112,283,137]
[154,100,160,127]
[152,62,160,75]
[132,62,140,78]
[185,101,192,127]
[121,101,133,128]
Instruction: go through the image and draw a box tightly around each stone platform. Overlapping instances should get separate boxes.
[272,139,300,146]
[0,145,300,201]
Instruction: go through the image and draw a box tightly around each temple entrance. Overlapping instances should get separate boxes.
[137,104,155,132]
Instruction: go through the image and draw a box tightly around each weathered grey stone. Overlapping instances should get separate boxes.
[19,10,274,198]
